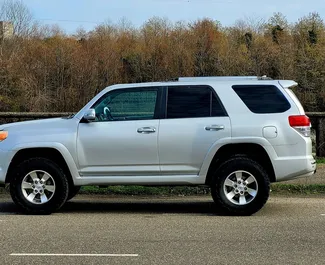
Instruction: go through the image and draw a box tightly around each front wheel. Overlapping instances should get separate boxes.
[211,157,270,216]
[67,186,81,201]
[10,158,69,214]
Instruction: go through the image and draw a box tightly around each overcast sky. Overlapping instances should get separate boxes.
[7,0,325,33]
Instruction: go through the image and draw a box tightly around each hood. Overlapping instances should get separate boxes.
[0,116,81,151]
[0,117,79,133]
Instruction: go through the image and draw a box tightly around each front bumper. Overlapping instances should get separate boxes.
[0,149,12,185]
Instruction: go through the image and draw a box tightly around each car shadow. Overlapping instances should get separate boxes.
[0,196,232,216]
[61,200,220,215]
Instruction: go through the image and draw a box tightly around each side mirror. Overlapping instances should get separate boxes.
[83,109,96,122]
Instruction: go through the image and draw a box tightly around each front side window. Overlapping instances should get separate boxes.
[166,86,227,119]
[92,88,158,121]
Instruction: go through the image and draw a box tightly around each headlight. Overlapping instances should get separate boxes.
[0,131,8,141]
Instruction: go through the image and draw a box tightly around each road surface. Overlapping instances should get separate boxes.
[0,194,325,264]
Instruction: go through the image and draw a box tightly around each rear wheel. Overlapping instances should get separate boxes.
[211,156,270,216]
[10,158,69,214]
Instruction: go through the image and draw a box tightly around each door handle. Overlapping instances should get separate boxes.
[205,125,225,131]
[137,127,156,134]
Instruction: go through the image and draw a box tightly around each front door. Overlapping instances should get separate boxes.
[77,87,161,176]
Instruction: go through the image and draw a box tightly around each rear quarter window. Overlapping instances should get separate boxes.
[232,85,291,114]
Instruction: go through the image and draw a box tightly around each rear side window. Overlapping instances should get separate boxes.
[232,85,291,114]
[166,86,226,119]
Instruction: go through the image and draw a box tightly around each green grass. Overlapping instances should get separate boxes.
[79,184,325,196]
[1,184,325,196]
[270,183,325,195]
[79,185,211,196]
[316,157,325,164]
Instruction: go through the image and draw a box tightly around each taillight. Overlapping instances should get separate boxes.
[288,115,311,137]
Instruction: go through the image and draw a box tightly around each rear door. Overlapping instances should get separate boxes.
[158,85,231,175]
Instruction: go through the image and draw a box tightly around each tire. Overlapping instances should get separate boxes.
[67,186,81,201]
[10,158,69,214]
[211,156,270,216]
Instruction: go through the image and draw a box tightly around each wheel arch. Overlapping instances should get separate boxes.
[5,146,76,188]
[204,143,276,185]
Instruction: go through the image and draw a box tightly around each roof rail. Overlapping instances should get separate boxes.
[174,75,272,82]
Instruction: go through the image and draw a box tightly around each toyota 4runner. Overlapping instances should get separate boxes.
[0,76,316,215]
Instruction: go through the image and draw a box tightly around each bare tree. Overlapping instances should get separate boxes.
[0,0,33,37]
[0,10,325,113]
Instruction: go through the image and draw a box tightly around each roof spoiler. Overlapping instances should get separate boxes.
[278,80,298,88]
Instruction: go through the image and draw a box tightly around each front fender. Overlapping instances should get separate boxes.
[10,142,80,185]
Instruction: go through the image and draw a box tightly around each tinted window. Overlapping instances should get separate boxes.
[212,93,226,116]
[232,85,290,114]
[166,86,226,119]
[92,88,158,121]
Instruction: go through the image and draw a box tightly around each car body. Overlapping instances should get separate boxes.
[0,76,316,215]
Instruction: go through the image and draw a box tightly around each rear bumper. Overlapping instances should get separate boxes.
[273,155,316,182]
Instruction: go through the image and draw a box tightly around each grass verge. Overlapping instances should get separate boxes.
[1,184,325,196]
[79,184,325,196]
[79,186,211,196]
[316,157,325,164]
[270,183,325,195]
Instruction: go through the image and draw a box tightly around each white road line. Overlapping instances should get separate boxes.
[321,214,325,216]
[10,253,139,257]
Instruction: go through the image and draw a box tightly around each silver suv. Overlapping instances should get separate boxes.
[0,76,316,215]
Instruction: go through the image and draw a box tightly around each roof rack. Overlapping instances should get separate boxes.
[172,75,272,82]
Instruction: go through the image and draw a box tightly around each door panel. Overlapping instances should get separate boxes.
[159,117,231,174]
[77,120,160,176]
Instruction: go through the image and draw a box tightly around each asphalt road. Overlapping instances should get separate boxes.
[1,194,325,265]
